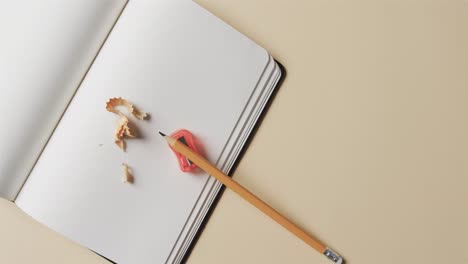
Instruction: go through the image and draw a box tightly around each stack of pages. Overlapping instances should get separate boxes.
[0,1,282,263]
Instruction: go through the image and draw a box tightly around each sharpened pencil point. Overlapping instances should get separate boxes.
[158,131,166,137]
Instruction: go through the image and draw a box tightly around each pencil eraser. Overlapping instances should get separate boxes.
[169,129,201,173]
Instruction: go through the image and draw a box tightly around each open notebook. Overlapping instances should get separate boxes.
[0,1,281,263]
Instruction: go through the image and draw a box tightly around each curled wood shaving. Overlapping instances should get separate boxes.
[106,97,147,151]
[106,98,147,184]
[114,116,136,151]
[122,163,134,184]
[106,97,148,120]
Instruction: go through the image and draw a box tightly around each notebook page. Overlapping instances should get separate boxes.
[15,1,269,263]
[0,0,127,200]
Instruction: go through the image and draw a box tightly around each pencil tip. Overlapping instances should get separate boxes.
[158,131,166,137]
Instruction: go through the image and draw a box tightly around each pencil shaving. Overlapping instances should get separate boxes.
[106,97,148,120]
[114,116,135,151]
[121,163,134,184]
[106,97,146,151]
[106,98,147,183]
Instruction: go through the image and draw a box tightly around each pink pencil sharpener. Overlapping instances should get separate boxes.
[169,129,201,173]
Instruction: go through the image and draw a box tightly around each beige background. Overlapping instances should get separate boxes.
[0,0,467,263]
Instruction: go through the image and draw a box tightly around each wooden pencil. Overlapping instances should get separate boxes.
[160,132,343,263]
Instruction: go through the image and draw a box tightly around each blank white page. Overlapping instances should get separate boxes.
[0,0,127,200]
[16,1,269,263]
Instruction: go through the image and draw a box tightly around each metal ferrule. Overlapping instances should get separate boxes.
[323,247,343,264]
